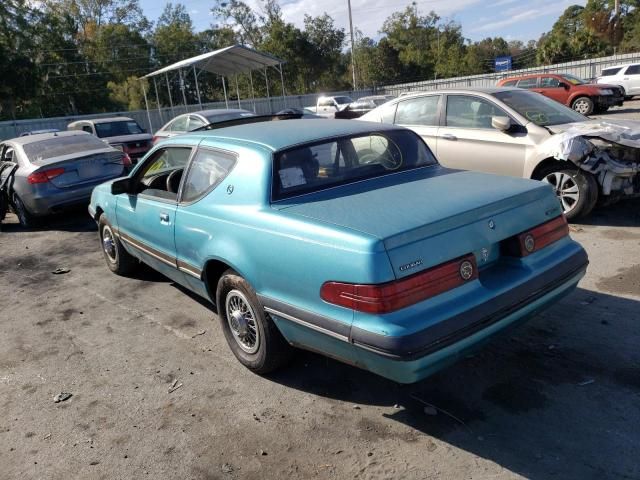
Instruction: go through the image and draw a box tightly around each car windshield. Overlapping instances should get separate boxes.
[204,111,255,123]
[562,73,586,85]
[272,130,437,200]
[493,90,586,126]
[334,96,354,105]
[95,121,143,138]
[23,135,111,163]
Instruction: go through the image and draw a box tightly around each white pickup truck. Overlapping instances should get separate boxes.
[305,95,354,117]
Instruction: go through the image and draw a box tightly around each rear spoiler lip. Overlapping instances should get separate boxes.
[192,113,305,132]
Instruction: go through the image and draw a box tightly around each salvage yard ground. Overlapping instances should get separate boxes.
[1,103,640,480]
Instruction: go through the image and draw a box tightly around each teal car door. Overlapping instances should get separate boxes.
[116,146,193,278]
[173,147,238,296]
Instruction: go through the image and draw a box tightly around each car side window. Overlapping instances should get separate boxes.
[137,147,192,200]
[378,102,397,123]
[445,95,508,129]
[169,116,188,132]
[540,77,561,88]
[625,64,640,75]
[188,116,206,131]
[602,67,622,76]
[516,78,538,89]
[181,149,236,203]
[395,96,440,126]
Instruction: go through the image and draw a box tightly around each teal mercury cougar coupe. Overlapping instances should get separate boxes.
[89,118,588,383]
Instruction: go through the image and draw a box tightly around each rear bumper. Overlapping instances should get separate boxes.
[263,243,588,384]
[23,182,106,216]
[350,247,588,361]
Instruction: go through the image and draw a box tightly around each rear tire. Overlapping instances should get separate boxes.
[216,270,293,374]
[539,166,598,221]
[571,96,594,116]
[12,193,37,228]
[99,216,136,275]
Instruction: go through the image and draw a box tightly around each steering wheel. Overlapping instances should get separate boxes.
[166,169,183,194]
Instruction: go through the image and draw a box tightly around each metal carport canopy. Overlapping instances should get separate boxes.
[142,44,285,78]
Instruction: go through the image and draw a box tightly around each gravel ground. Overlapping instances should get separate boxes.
[1,105,640,480]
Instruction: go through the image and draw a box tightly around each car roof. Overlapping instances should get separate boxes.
[399,87,518,98]
[602,63,632,69]
[176,119,401,152]
[7,130,92,146]
[69,117,135,125]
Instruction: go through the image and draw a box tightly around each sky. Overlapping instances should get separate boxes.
[139,0,588,43]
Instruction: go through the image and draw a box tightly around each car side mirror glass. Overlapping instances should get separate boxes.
[111,177,133,195]
[491,116,512,131]
[558,82,569,89]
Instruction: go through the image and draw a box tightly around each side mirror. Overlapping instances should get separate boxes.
[111,177,133,195]
[491,116,512,131]
[558,82,570,90]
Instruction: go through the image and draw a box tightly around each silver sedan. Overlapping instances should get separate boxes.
[0,131,129,227]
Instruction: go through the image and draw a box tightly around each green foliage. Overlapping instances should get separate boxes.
[1,0,640,121]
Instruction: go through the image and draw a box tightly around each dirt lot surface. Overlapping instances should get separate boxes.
[1,104,640,480]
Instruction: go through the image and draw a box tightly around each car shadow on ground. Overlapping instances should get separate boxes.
[0,209,96,233]
[577,197,640,228]
[268,288,640,479]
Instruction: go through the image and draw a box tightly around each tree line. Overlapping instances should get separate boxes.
[1,0,639,121]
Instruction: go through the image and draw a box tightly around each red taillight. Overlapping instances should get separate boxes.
[27,167,65,184]
[122,153,132,167]
[320,254,477,314]
[503,215,569,257]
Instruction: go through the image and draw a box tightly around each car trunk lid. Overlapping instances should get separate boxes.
[33,150,126,188]
[277,168,561,278]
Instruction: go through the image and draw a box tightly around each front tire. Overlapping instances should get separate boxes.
[98,216,136,275]
[540,166,598,221]
[571,96,594,115]
[216,270,292,374]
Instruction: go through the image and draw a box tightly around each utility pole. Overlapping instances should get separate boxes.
[347,0,357,90]
[613,0,620,47]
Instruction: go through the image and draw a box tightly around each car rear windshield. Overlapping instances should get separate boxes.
[23,135,111,163]
[95,121,143,138]
[334,96,353,105]
[272,130,437,201]
[493,90,586,126]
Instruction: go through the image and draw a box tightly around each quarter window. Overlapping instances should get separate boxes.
[181,149,236,202]
[169,116,189,132]
[516,78,538,89]
[188,116,206,130]
[446,95,508,129]
[395,96,440,126]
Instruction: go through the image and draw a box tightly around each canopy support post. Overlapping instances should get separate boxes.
[179,69,188,108]
[235,75,241,109]
[153,77,163,124]
[279,63,286,108]
[141,81,153,133]
[249,71,256,112]
[193,65,202,108]
[264,68,271,113]
[165,73,175,117]
[222,76,229,108]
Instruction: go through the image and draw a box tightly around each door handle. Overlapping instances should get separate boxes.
[441,134,457,141]
[159,213,170,223]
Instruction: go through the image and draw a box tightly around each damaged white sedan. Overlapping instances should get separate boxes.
[360,87,640,219]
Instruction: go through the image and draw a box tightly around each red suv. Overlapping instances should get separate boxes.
[497,73,624,115]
